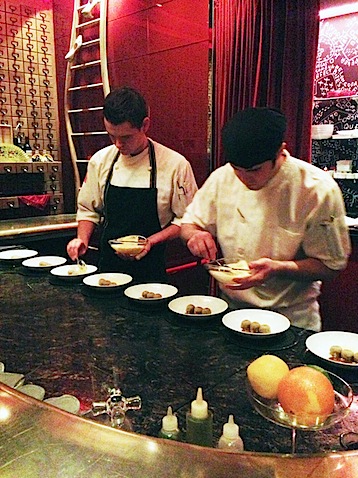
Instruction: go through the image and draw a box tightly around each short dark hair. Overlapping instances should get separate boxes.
[103,86,149,129]
[222,107,287,168]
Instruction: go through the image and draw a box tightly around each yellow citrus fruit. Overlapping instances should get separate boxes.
[247,355,289,399]
[277,366,335,427]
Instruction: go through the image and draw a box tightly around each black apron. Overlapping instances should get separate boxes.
[99,141,167,282]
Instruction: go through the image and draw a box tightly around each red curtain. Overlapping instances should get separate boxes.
[212,0,320,168]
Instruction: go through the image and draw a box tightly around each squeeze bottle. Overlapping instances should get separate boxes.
[158,406,182,441]
[186,387,213,447]
[218,414,244,452]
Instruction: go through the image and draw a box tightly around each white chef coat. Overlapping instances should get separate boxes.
[76,140,198,228]
[182,152,351,330]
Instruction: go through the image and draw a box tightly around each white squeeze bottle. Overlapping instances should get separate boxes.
[186,387,213,447]
[218,415,244,452]
[158,406,182,441]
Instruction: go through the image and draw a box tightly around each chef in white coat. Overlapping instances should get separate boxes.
[181,107,351,330]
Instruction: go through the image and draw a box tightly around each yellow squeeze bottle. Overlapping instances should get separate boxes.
[186,387,213,447]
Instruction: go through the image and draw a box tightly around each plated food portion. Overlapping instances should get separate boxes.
[306,331,358,367]
[125,283,178,303]
[109,235,147,257]
[50,263,98,279]
[22,255,67,270]
[83,272,133,289]
[222,309,290,337]
[0,248,38,261]
[168,295,228,319]
[204,257,251,284]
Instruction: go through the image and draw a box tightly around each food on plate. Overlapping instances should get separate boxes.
[39,261,51,267]
[277,365,335,426]
[141,290,163,299]
[329,345,358,364]
[247,354,289,399]
[241,319,251,331]
[185,304,212,315]
[240,319,271,334]
[98,278,118,286]
[68,263,88,275]
[11,255,21,259]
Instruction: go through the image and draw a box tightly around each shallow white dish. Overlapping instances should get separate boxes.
[168,295,228,319]
[306,331,358,367]
[0,249,38,261]
[45,394,80,414]
[0,362,4,373]
[222,309,290,337]
[204,257,251,284]
[125,283,178,302]
[83,272,132,289]
[336,130,358,138]
[0,372,25,388]
[50,263,97,279]
[17,384,46,400]
[22,255,67,270]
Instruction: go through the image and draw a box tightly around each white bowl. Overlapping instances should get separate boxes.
[0,249,38,261]
[0,372,25,388]
[311,124,334,140]
[50,264,97,279]
[83,272,132,289]
[204,257,251,285]
[45,394,80,414]
[168,295,228,319]
[222,309,290,337]
[108,235,147,257]
[17,384,46,400]
[22,255,67,270]
[125,283,178,303]
[306,331,358,368]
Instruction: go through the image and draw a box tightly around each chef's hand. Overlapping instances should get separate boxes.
[67,238,88,261]
[225,258,276,290]
[186,231,217,261]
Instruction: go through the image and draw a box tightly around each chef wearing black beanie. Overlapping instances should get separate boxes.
[222,107,287,168]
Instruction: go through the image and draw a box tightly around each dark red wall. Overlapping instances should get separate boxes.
[53,0,210,211]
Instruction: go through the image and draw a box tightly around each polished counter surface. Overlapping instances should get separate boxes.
[0,214,77,239]
[0,262,357,477]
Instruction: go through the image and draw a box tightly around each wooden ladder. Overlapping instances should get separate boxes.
[64,0,110,195]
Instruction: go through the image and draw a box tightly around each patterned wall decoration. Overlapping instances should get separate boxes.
[313,13,358,131]
[0,0,59,158]
[312,13,358,216]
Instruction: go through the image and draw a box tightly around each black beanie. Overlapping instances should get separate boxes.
[222,107,287,168]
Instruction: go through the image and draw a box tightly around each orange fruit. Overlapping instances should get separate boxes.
[247,355,289,399]
[277,366,335,427]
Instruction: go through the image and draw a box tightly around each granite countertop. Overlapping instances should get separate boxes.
[0,262,357,457]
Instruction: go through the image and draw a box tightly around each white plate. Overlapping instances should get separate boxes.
[0,249,38,261]
[22,255,67,270]
[0,372,25,388]
[83,272,132,289]
[125,283,178,302]
[168,295,228,318]
[17,384,46,400]
[336,130,358,138]
[306,331,358,367]
[50,264,97,278]
[0,362,4,373]
[222,309,290,337]
[45,394,80,414]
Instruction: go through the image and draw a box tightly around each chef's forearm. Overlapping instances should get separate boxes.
[77,220,96,247]
[274,257,341,282]
[147,224,181,246]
